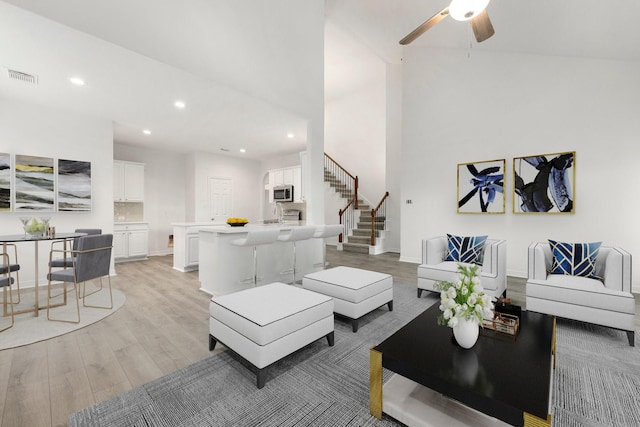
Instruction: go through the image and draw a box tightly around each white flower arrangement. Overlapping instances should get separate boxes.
[435,264,494,328]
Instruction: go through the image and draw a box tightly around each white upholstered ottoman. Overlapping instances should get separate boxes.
[302,266,393,332]
[209,282,334,388]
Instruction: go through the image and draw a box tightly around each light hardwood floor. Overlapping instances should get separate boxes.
[0,247,637,426]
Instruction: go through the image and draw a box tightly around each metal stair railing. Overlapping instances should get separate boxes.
[325,153,358,210]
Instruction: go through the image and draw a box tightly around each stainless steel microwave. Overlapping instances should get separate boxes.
[273,185,293,202]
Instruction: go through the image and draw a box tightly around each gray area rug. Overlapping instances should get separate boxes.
[0,286,126,350]
[69,284,640,426]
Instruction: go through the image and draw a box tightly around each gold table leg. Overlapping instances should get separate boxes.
[524,412,552,427]
[369,348,383,419]
[2,242,7,317]
[34,240,39,317]
[552,316,557,369]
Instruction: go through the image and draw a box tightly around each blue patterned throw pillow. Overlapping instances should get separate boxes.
[444,234,488,265]
[548,239,601,278]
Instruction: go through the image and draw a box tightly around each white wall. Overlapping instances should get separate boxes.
[114,143,186,256]
[325,83,387,203]
[324,21,387,204]
[400,47,640,290]
[0,98,114,286]
[384,62,403,253]
[189,151,262,224]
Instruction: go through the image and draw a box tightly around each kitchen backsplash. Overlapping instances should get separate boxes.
[114,202,144,222]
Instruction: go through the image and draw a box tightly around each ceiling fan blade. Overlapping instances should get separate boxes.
[399,7,449,45]
[470,9,495,43]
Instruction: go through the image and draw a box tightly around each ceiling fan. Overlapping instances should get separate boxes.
[399,0,495,45]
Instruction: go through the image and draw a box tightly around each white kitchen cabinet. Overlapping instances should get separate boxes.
[283,168,294,186]
[267,165,303,203]
[114,222,148,262]
[172,222,227,272]
[292,166,302,202]
[114,161,145,202]
[273,169,285,187]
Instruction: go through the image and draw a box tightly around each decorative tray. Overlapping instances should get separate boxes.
[228,223,248,227]
[482,312,520,336]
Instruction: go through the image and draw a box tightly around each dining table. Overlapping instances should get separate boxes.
[1,232,87,317]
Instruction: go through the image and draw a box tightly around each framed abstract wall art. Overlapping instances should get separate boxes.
[457,159,505,214]
[15,155,55,212]
[513,151,575,214]
[58,159,92,211]
[0,153,10,212]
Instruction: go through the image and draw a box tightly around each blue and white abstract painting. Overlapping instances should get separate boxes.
[58,159,91,211]
[0,153,10,212]
[513,151,575,213]
[15,155,54,211]
[457,159,505,213]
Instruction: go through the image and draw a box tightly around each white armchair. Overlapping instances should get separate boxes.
[526,242,635,346]
[417,236,507,298]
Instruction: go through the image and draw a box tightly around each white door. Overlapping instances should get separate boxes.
[209,177,232,221]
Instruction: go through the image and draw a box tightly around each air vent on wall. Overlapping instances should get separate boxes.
[7,69,39,85]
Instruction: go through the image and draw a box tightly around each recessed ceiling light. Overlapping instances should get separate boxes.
[69,77,86,86]
[287,133,294,139]
[142,129,151,135]
[174,100,186,109]
[239,148,246,153]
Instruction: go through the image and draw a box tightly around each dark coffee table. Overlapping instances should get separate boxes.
[370,304,555,427]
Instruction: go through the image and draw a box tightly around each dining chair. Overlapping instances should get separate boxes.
[0,243,21,304]
[49,228,102,268]
[0,253,15,332]
[47,234,113,324]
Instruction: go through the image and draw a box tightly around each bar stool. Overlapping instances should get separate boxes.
[1,253,15,332]
[277,226,317,283]
[231,228,280,286]
[312,224,344,269]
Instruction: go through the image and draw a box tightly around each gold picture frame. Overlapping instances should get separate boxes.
[457,159,505,214]
[513,151,575,214]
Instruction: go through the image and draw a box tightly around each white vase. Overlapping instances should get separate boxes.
[453,317,479,349]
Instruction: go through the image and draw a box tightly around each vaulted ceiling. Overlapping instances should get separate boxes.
[1,0,638,160]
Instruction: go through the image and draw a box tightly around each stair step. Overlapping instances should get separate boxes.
[342,242,370,254]
[357,222,384,230]
[347,235,371,244]
[358,216,385,223]
[352,228,379,237]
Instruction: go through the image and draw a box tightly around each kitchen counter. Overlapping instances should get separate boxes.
[198,223,324,296]
[114,221,148,225]
[172,221,311,273]
[198,221,306,234]
[171,221,225,227]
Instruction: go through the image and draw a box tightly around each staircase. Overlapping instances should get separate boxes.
[324,168,387,254]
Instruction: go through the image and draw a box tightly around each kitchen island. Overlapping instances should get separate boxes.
[172,221,226,272]
[198,223,324,296]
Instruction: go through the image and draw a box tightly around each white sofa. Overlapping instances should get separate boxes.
[417,236,507,298]
[526,242,635,346]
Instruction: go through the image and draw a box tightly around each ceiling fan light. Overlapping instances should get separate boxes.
[449,0,490,21]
